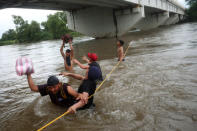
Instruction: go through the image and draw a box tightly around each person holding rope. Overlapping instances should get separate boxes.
[60,53,103,113]
[36,43,132,131]
[60,34,74,71]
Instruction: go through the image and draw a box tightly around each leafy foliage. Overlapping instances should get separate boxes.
[0,11,81,45]
[12,15,42,43]
[186,0,197,21]
[41,12,69,39]
[1,29,17,41]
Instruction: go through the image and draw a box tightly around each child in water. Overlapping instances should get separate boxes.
[60,35,74,71]
[117,40,125,61]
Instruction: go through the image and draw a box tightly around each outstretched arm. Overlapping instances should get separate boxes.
[73,59,89,69]
[60,72,85,80]
[82,56,90,64]
[67,86,79,98]
[60,40,65,58]
[67,86,88,104]
[27,74,38,92]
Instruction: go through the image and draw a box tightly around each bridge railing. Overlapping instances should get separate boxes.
[135,0,184,14]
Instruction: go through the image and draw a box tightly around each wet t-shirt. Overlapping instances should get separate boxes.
[89,62,103,81]
[78,79,96,109]
[38,83,75,107]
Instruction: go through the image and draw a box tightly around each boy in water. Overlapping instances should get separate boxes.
[60,35,74,71]
[117,40,125,61]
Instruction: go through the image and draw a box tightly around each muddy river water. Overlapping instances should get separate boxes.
[0,23,197,131]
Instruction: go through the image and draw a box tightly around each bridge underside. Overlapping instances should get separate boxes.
[0,0,185,38]
[0,0,135,10]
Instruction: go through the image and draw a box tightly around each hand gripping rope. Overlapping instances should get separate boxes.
[37,41,133,131]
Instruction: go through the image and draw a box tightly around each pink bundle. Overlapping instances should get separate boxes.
[16,57,34,76]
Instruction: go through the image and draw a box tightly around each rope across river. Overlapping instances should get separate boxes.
[37,42,132,131]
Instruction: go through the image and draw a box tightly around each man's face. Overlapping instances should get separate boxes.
[48,84,60,94]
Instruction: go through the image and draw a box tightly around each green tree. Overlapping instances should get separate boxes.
[41,12,69,39]
[186,0,197,21]
[26,21,42,42]
[1,11,81,45]
[186,0,197,6]
[12,15,42,42]
[13,15,29,42]
[1,29,17,41]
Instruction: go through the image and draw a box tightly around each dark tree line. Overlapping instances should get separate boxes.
[186,0,197,22]
[0,12,80,45]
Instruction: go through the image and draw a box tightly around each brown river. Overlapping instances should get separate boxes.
[0,23,197,131]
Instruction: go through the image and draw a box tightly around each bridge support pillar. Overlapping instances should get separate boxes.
[164,14,179,25]
[115,6,145,36]
[66,6,144,38]
[134,11,169,30]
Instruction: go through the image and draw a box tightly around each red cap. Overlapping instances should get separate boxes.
[88,53,98,61]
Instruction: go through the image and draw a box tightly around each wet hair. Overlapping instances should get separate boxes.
[66,49,71,53]
[118,40,124,46]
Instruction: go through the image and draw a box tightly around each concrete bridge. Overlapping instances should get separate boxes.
[0,0,185,38]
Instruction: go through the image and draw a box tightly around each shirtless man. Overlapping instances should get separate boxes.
[60,36,74,71]
[117,40,125,61]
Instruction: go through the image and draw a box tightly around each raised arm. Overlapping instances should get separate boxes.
[68,40,74,59]
[60,40,65,58]
[73,59,89,69]
[27,74,38,92]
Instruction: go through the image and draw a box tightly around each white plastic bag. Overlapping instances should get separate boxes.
[16,57,34,76]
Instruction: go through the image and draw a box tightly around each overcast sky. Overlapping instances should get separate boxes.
[0,0,186,38]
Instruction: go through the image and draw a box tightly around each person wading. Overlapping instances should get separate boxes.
[26,74,87,108]
[60,34,74,71]
[117,40,125,61]
[60,53,103,113]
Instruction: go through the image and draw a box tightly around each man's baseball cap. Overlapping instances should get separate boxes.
[88,53,98,61]
[47,76,59,86]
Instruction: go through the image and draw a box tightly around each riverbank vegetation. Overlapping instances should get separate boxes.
[186,0,197,22]
[0,12,82,46]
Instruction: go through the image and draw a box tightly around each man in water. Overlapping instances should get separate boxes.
[26,74,87,109]
[60,36,74,71]
[60,53,103,113]
[117,40,125,61]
